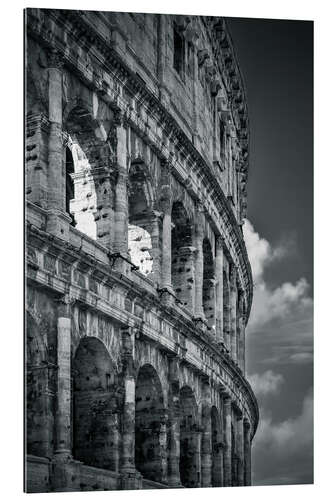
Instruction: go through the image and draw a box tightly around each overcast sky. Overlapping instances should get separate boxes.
[227,17,313,485]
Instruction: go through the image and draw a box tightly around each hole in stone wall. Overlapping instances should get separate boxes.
[72,337,119,471]
[128,163,154,278]
[171,202,194,311]
[179,386,199,488]
[203,238,215,329]
[211,406,222,487]
[135,364,166,482]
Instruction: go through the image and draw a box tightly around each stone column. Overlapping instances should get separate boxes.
[236,415,244,486]
[229,265,237,362]
[167,356,181,487]
[201,380,212,487]
[223,271,231,350]
[157,14,170,107]
[159,161,173,295]
[54,296,72,459]
[148,211,162,286]
[46,50,70,239]
[120,327,142,489]
[215,236,224,343]
[243,419,252,486]
[238,294,246,372]
[194,204,205,319]
[223,395,232,487]
[114,116,129,255]
[121,327,135,471]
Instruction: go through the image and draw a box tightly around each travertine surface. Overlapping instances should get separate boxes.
[25,8,257,492]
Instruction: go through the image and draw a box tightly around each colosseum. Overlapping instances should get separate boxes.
[25,8,258,493]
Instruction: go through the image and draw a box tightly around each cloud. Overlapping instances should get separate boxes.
[243,219,313,331]
[248,370,284,396]
[252,390,313,485]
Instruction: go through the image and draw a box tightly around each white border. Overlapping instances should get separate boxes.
[1,0,330,499]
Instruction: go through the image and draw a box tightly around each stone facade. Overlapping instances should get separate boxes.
[24,9,258,492]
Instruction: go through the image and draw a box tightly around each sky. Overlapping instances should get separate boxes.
[227,18,313,485]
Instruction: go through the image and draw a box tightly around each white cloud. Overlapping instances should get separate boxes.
[248,370,284,396]
[252,390,313,485]
[243,219,313,331]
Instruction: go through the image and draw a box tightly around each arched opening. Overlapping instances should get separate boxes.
[73,337,119,471]
[64,105,113,243]
[26,313,52,458]
[135,364,166,482]
[179,386,199,488]
[211,406,223,487]
[171,202,195,311]
[65,146,75,226]
[128,163,154,278]
[203,238,215,330]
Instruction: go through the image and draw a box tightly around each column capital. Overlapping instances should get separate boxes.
[216,235,224,250]
[56,294,75,317]
[46,48,64,69]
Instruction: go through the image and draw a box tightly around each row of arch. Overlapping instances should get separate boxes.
[27,331,229,487]
[64,118,225,324]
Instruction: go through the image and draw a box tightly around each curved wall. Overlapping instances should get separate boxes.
[25,8,257,493]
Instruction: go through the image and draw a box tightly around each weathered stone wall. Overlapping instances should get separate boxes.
[25,8,257,492]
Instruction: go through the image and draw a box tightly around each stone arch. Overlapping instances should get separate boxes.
[72,336,120,471]
[26,312,52,458]
[171,201,195,311]
[179,385,200,488]
[128,162,155,277]
[63,103,114,245]
[211,406,223,487]
[203,237,216,330]
[135,363,167,483]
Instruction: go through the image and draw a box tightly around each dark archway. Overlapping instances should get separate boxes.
[171,202,195,311]
[179,386,199,487]
[65,146,75,226]
[135,364,166,482]
[203,238,215,329]
[73,337,119,471]
[211,406,223,487]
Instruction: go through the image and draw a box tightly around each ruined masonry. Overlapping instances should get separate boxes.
[25,9,258,492]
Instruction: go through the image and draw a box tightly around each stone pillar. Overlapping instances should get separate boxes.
[229,265,237,362]
[46,50,70,239]
[215,237,224,343]
[223,395,232,487]
[244,419,252,486]
[201,380,212,487]
[236,415,244,486]
[114,117,129,255]
[159,161,173,296]
[121,327,135,472]
[194,204,205,319]
[167,356,181,487]
[157,14,170,107]
[238,294,246,372]
[148,211,162,286]
[54,296,72,460]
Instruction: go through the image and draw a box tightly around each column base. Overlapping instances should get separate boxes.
[119,468,142,490]
[50,457,81,492]
[46,209,71,241]
[158,285,176,307]
[193,315,207,333]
